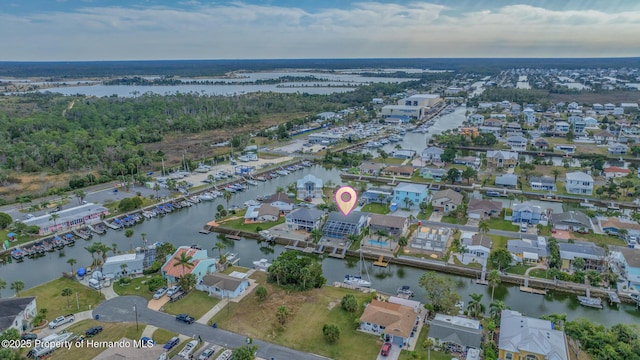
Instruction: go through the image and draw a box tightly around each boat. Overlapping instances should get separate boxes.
[630,293,640,303]
[11,248,24,261]
[88,223,107,234]
[178,340,199,358]
[157,352,167,360]
[455,301,464,314]
[344,275,371,288]
[577,296,603,309]
[259,230,275,241]
[199,193,215,201]
[216,349,232,360]
[397,285,415,298]
[253,258,271,272]
[246,179,258,186]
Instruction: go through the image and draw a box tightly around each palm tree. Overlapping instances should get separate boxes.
[222,190,232,210]
[489,300,508,323]
[0,278,6,298]
[67,258,77,274]
[466,293,485,319]
[173,252,194,276]
[61,288,73,307]
[398,236,408,247]
[120,263,128,276]
[153,183,161,200]
[85,245,97,266]
[49,213,60,232]
[551,168,561,182]
[11,281,25,296]
[112,243,118,255]
[73,189,86,204]
[422,338,434,360]
[310,228,323,243]
[487,270,501,301]
[214,241,226,257]
[478,220,490,235]
[141,232,147,245]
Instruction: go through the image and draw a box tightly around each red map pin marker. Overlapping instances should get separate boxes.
[335,186,358,216]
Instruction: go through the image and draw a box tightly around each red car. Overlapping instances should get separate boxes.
[381,342,392,356]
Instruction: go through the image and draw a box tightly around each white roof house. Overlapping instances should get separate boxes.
[102,253,146,279]
[498,310,569,360]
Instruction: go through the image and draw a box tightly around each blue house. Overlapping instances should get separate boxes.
[162,246,218,285]
[197,273,250,299]
[511,202,543,224]
[361,188,393,204]
[393,182,429,209]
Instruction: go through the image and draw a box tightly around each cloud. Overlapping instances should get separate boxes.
[1,2,640,60]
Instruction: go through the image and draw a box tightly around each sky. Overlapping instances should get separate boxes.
[2,0,640,61]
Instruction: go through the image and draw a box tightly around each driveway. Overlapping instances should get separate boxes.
[93,296,327,360]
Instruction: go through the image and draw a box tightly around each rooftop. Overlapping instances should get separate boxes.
[360,299,416,339]
[0,297,36,332]
[498,310,568,360]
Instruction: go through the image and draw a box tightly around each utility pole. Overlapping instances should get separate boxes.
[133,304,139,331]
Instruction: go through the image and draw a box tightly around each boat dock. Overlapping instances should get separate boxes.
[373,255,389,268]
[328,247,346,259]
[519,286,547,295]
[103,220,121,230]
[226,232,242,241]
[607,292,621,305]
[72,229,90,240]
[332,281,375,293]
[577,295,603,309]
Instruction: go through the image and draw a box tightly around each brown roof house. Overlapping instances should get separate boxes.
[466,199,502,220]
[244,204,280,223]
[359,299,420,347]
[431,189,464,214]
[382,166,415,177]
[368,214,409,238]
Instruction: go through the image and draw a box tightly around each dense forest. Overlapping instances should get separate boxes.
[0,80,413,192]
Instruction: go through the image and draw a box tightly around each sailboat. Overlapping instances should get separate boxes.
[344,244,371,288]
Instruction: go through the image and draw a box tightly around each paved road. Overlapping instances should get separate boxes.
[93,296,328,360]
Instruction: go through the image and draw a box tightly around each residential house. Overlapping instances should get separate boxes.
[570,118,586,134]
[393,182,429,209]
[359,299,419,347]
[551,211,592,233]
[468,114,485,126]
[479,126,502,136]
[486,150,518,168]
[559,242,606,271]
[553,144,576,154]
[244,204,280,223]
[608,143,628,155]
[554,121,570,135]
[428,314,482,352]
[483,118,504,128]
[296,174,323,199]
[0,297,37,332]
[506,122,522,132]
[392,149,416,159]
[603,166,631,179]
[511,103,522,115]
[411,225,450,252]
[161,246,218,284]
[431,189,463,214]
[466,199,502,219]
[384,115,410,125]
[592,103,603,111]
[604,103,615,111]
[538,120,553,133]
[421,147,444,163]
[495,174,518,188]
[322,211,368,239]
[522,108,536,124]
[196,273,250,299]
[461,232,492,259]
[420,168,446,182]
[584,116,598,128]
[359,162,386,176]
[285,207,325,232]
[263,192,295,213]
[453,156,481,168]
[102,252,145,279]
[507,237,548,263]
[506,135,527,151]
[368,214,408,238]
[564,171,594,195]
[361,188,393,204]
[529,176,557,191]
[599,217,640,240]
[491,113,507,120]
[593,130,616,143]
[500,100,512,109]
[498,310,569,360]
[532,138,549,150]
[382,166,415,177]
[511,202,543,224]
[567,102,580,110]
[611,247,640,287]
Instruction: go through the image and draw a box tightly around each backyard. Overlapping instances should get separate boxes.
[208,272,380,360]
[162,290,220,319]
[485,218,519,232]
[361,202,390,214]
[219,210,285,233]
[21,277,105,321]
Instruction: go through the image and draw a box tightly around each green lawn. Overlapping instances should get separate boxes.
[152,328,178,344]
[398,326,455,360]
[220,265,251,275]
[162,290,220,320]
[485,218,519,232]
[0,229,38,249]
[361,203,390,214]
[505,264,532,275]
[113,276,161,300]
[416,207,433,220]
[377,157,406,165]
[529,268,551,279]
[453,256,483,269]
[572,232,626,247]
[441,215,467,225]
[21,277,105,321]
[220,213,285,233]
[489,234,511,250]
[209,272,380,360]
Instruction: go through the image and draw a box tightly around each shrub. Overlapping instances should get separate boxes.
[118,277,131,285]
[147,276,166,292]
[340,294,358,313]
[322,324,340,343]
[255,286,268,301]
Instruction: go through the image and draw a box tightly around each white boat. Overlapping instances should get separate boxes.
[178,339,199,358]
[577,296,603,309]
[344,275,371,288]
[216,349,232,360]
[455,301,464,314]
[157,352,168,360]
[253,258,271,272]
[397,285,415,298]
[246,179,258,186]
[199,193,215,201]
[259,230,275,241]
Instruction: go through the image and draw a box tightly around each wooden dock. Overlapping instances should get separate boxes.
[226,232,242,241]
[328,247,346,259]
[373,255,389,268]
[607,292,621,305]
[519,286,547,295]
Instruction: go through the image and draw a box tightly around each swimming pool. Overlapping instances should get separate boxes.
[367,239,389,247]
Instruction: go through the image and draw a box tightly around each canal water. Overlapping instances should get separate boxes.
[2,164,638,326]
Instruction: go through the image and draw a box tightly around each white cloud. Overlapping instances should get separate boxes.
[1,2,640,60]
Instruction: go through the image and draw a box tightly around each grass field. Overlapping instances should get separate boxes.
[441,215,467,225]
[489,234,511,250]
[220,213,285,233]
[21,277,105,321]
[505,264,532,275]
[208,272,380,360]
[46,320,144,360]
[485,218,519,232]
[112,276,161,300]
[573,232,626,247]
[361,203,390,214]
[162,291,220,319]
[220,265,251,275]
[152,328,178,345]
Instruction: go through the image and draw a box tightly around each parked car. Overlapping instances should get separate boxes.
[163,336,180,350]
[381,342,392,356]
[198,346,218,360]
[21,333,37,340]
[176,313,195,324]
[166,285,181,297]
[85,326,103,337]
[153,287,168,300]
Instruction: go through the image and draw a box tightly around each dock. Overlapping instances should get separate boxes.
[519,286,547,295]
[103,220,121,230]
[226,232,242,241]
[333,281,375,293]
[285,240,301,251]
[313,245,325,254]
[373,255,389,268]
[607,292,621,305]
[72,229,90,240]
[328,247,346,259]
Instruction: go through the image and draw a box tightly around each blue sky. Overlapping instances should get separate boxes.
[2,0,640,61]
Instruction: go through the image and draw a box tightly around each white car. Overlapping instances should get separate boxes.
[166,285,181,297]
[152,287,167,300]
